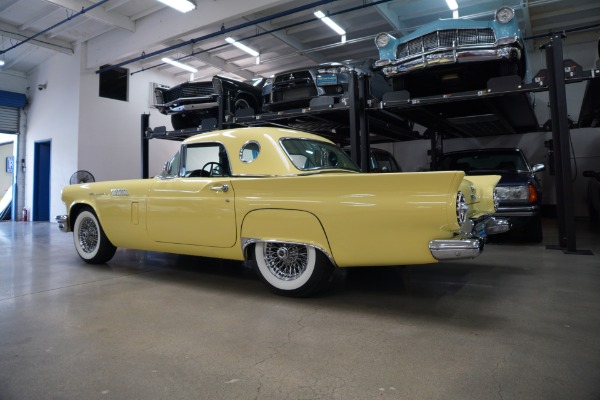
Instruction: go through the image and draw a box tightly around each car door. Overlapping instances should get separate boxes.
[146,143,236,247]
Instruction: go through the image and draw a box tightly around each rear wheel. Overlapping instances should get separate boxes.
[254,242,333,297]
[73,208,116,264]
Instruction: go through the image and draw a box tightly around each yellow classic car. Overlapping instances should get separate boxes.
[57,127,508,297]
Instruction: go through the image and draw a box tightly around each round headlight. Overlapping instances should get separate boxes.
[495,6,514,23]
[375,33,390,48]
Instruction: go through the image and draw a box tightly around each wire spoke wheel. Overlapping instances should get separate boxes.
[78,217,99,254]
[254,241,334,297]
[264,243,308,281]
[73,208,116,264]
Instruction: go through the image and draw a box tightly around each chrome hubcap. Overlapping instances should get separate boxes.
[78,217,98,253]
[264,243,308,281]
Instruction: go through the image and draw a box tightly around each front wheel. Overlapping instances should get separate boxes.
[254,242,334,297]
[73,209,117,264]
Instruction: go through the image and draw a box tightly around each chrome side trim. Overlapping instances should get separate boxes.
[494,205,539,217]
[55,215,70,233]
[241,237,337,267]
[429,239,482,260]
[382,46,521,77]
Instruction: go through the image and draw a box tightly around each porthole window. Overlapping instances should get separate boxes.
[240,141,260,163]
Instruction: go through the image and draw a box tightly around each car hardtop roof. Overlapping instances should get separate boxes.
[182,127,334,145]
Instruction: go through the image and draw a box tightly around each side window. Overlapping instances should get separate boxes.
[184,143,231,177]
[240,141,260,163]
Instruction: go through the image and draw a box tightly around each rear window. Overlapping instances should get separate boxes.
[281,138,359,172]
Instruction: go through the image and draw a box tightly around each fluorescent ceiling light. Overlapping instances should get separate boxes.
[314,10,346,36]
[0,60,4,66]
[157,0,195,13]
[225,37,259,57]
[445,0,458,11]
[161,57,197,73]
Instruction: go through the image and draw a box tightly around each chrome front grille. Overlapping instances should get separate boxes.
[159,82,214,103]
[397,28,496,59]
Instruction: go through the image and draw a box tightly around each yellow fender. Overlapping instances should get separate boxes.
[240,209,334,264]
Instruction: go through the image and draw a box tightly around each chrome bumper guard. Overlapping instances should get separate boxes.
[485,217,510,235]
[55,215,69,232]
[429,217,510,261]
[429,239,482,260]
[380,46,521,77]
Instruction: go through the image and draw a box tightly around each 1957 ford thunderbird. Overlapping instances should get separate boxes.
[57,127,508,297]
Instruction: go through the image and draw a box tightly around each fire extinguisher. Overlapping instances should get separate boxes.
[22,208,28,222]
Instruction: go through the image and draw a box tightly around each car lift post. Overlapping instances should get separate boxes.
[141,113,150,179]
[544,34,592,255]
[348,71,361,169]
[358,72,370,172]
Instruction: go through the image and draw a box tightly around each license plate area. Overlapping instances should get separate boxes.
[475,221,487,239]
[316,74,337,86]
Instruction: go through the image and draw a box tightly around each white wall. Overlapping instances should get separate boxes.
[26,50,81,221]
[24,44,180,221]
[0,70,28,93]
[77,44,180,182]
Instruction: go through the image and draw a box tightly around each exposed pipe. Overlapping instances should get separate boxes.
[97,0,346,74]
[129,0,395,76]
[0,0,111,56]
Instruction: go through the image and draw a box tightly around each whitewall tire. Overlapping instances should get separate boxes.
[73,209,116,264]
[254,242,333,297]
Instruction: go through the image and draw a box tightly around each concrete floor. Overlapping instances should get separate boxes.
[0,220,599,400]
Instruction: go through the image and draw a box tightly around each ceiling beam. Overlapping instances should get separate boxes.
[42,0,135,32]
[242,17,326,64]
[0,0,20,14]
[18,7,61,31]
[85,0,300,70]
[0,21,73,55]
[369,0,406,32]
[170,39,256,80]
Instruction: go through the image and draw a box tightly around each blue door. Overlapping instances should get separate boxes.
[33,140,51,221]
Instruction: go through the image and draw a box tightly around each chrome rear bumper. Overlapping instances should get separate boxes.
[429,239,482,260]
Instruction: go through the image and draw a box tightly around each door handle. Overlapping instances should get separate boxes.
[210,184,229,192]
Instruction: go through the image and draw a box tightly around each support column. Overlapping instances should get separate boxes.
[544,34,591,254]
[141,114,149,179]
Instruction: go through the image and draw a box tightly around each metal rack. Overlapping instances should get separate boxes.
[143,34,599,254]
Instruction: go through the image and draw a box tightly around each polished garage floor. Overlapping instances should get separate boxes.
[1,220,599,400]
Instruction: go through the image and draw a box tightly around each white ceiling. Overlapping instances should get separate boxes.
[1,0,599,83]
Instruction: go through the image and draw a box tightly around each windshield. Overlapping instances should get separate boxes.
[281,138,360,172]
[441,151,528,173]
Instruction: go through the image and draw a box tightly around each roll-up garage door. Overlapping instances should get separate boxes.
[0,90,27,133]
[0,106,19,133]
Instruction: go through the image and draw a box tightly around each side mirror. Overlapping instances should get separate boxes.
[162,161,171,177]
[532,163,545,173]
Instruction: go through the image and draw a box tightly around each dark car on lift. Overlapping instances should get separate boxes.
[154,76,265,130]
[261,61,391,112]
[439,148,545,242]
[344,147,402,173]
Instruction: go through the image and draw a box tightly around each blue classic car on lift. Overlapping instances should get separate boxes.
[373,6,525,97]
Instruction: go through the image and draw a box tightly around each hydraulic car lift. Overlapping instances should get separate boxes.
[143,33,598,255]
